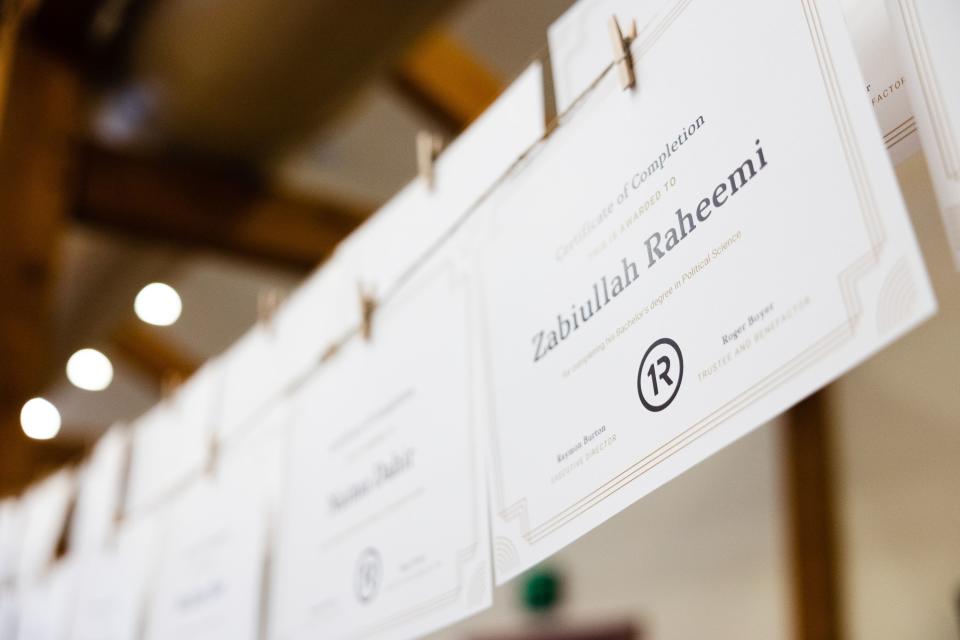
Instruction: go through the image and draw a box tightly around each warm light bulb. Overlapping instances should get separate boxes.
[20,398,61,440]
[134,282,182,326]
[66,348,114,391]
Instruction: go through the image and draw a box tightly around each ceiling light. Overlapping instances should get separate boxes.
[66,348,114,391]
[20,398,61,440]
[134,282,182,326]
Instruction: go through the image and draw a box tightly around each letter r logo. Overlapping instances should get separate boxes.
[637,338,683,412]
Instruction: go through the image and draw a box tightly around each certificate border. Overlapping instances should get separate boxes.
[883,115,917,151]
[486,0,891,570]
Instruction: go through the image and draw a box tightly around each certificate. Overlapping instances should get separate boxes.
[72,517,160,640]
[271,262,490,640]
[17,470,74,583]
[887,0,960,267]
[219,323,288,438]
[841,0,920,164]
[334,62,545,307]
[0,587,15,640]
[273,258,360,390]
[126,362,221,513]
[144,467,269,640]
[548,0,671,113]
[479,0,935,582]
[16,559,79,640]
[71,426,128,552]
[0,500,21,584]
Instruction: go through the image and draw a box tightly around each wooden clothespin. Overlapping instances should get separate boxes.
[205,432,220,476]
[257,287,284,332]
[358,283,377,341]
[320,342,340,363]
[416,130,444,188]
[608,15,638,91]
[160,370,184,400]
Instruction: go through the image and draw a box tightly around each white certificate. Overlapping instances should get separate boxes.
[17,559,79,640]
[144,467,269,640]
[219,323,287,438]
[70,426,129,553]
[841,0,920,164]
[272,263,490,640]
[548,0,671,113]
[273,258,359,389]
[334,62,545,309]
[886,0,960,267]
[0,499,22,584]
[71,517,160,640]
[0,587,16,640]
[17,471,74,584]
[126,361,221,514]
[479,0,935,583]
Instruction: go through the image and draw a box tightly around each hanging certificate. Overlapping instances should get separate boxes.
[272,263,490,640]
[479,0,935,583]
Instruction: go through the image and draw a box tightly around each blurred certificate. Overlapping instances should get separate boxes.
[272,263,490,640]
[144,468,269,640]
[841,0,920,164]
[479,0,935,583]
[72,518,159,640]
[887,0,960,267]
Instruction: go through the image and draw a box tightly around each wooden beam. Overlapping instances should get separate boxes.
[72,145,368,272]
[111,322,199,389]
[392,30,503,133]
[0,0,38,132]
[784,390,845,640]
[0,38,82,495]
[117,0,464,159]
[0,41,79,407]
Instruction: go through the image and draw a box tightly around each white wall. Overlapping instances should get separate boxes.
[834,151,960,640]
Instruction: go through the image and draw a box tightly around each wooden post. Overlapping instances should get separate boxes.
[784,390,845,640]
[0,38,82,495]
[0,0,38,135]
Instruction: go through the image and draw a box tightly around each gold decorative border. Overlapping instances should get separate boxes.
[487,0,887,555]
[883,115,917,150]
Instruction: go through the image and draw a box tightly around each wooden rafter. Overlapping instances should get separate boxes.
[111,322,199,390]
[71,145,369,272]
[392,30,503,134]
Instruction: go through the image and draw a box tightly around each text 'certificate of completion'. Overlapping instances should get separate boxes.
[272,264,490,640]
[479,0,935,583]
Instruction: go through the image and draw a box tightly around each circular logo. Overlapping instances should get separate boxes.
[354,547,383,604]
[637,338,683,412]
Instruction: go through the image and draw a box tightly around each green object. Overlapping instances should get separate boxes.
[522,568,562,612]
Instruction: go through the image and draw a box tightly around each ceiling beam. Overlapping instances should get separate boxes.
[113,0,463,159]
[71,145,369,273]
[391,30,503,134]
[111,322,199,391]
